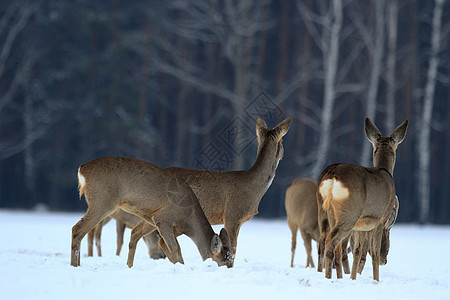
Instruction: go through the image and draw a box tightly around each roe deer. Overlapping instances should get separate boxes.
[87,209,166,259]
[127,118,291,267]
[285,178,320,268]
[317,118,407,281]
[71,157,232,268]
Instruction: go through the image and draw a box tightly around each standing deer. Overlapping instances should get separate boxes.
[87,209,166,259]
[126,118,291,267]
[285,178,320,268]
[71,157,233,268]
[317,117,407,281]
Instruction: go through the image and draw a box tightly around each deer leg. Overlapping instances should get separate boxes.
[71,207,114,267]
[370,227,383,282]
[127,220,156,268]
[288,221,298,268]
[358,236,369,274]
[317,217,329,273]
[94,219,105,256]
[158,238,170,258]
[143,231,166,259]
[224,221,243,267]
[116,220,126,256]
[156,221,184,265]
[351,231,366,280]
[324,223,353,279]
[341,235,350,274]
[334,242,344,278]
[87,227,95,257]
[300,229,314,268]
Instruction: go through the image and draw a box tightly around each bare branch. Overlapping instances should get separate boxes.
[0,3,36,77]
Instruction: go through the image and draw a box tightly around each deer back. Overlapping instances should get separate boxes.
[79,157,199,223]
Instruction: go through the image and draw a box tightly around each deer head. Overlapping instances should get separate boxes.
[256,117,291,162]
[365,117,408,173]
[210,228,233,268]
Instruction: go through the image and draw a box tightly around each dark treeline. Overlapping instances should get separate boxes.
[0,0,448,223]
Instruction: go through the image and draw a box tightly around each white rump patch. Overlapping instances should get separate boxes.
[331,179,349,200]
[78,167,86,188]
[319,178,349,201]
[319,179,333,199]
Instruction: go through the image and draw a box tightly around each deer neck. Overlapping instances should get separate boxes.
[373,147,396,175]
[186,207,216,261]
[249,140,280,189]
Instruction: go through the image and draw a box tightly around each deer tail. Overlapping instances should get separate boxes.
[77,167,86,200]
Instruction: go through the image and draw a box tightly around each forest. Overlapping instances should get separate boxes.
[0,0,448,223]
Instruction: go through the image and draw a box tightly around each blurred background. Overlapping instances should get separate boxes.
[0,0,448,223]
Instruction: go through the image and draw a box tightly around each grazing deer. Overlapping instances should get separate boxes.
[71,157,233,268]
[87,209,166,259]
[317,118,407,281]
[285,178,320,268]
[127,118,291,267]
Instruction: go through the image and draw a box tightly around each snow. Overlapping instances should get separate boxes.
[0,210,449,300]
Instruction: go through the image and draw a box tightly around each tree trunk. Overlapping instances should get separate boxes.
[231,36,248,170]
[418,0,445,224]
[23,85,35,207]
[311,0,343,179]
[360,0,385,167]
[385,0,398,133]
[108,1,120,153]
[277,0,290,93]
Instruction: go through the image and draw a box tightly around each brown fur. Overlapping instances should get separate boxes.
[285,178,320,268]
[127,118,291,267]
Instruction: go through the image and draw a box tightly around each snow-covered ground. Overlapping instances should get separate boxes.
[0,210,449,299]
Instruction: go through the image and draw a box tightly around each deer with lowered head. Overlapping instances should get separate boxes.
[317,117,407,281]
[87,209,166,259]
[71,157,233,268]
[126,118,291,267]
[285,178,320,268]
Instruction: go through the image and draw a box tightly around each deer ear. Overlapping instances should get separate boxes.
[210,234,223,255]
[274,118,291,141]
[219,228,231,248]
[256,118,268,141]
[365,117,382,144]
[256,117,268,130]
[390,120,408,145]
